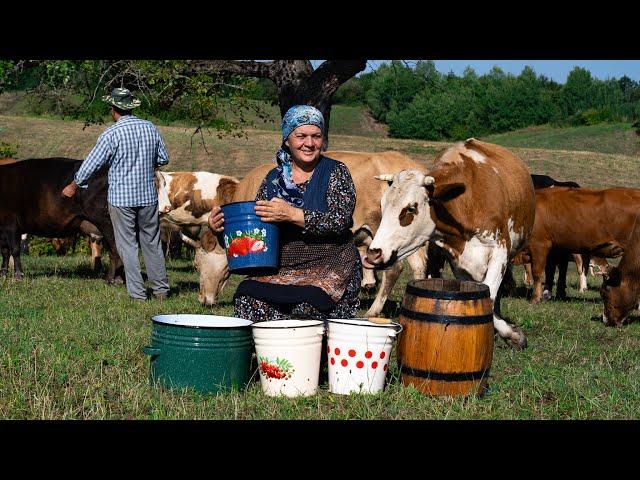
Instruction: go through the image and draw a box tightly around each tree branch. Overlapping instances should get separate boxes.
[183,60,276,79]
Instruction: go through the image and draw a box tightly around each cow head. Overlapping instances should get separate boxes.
[598,265,639,326]
[155,171,172,215]
[365,169,465,268]
[181,230,229,306]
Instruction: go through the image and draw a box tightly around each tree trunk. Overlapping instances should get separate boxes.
[186,60,367,148]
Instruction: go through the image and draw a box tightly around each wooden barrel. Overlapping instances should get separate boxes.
[397,278,494,397]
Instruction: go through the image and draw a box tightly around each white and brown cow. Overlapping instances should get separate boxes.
[157,171,239,226]
[177,151,435,314]
[365,139,536,349]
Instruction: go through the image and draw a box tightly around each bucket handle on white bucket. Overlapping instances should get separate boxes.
[388,321,403,338]
[316,327,325,336]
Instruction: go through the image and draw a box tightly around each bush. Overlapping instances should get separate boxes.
[0,139,19,158]
[333,78,365,106]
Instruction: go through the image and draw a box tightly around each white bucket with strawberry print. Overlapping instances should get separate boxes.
[327,318,402,395]
[252,320,325,397]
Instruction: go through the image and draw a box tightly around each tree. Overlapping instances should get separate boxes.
[8,60,367,148]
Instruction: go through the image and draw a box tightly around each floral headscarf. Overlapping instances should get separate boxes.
[273,105,325,207]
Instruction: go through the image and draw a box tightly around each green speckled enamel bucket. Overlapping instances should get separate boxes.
[144,315,254,394]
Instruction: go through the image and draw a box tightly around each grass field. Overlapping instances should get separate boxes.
[482,123,639,157]
[1,110,640,419]
[1,255,638,419]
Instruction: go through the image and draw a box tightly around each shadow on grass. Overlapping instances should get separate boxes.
[358,297,402,318]
[172,280,200,293]
[166,262,195,273]
[589,312,639,326]
[21,264,108,281]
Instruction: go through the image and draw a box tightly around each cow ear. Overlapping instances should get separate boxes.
[200,230,218,252]
[429,183,466,204]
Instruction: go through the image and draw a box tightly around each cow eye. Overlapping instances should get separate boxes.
[407,206,417,214]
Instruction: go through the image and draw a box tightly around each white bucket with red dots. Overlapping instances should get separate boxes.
[252,320,325,397]
[326,318,402,395]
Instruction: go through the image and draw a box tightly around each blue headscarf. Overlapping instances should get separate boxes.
[273,105,325,208]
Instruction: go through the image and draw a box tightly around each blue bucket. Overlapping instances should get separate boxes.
[221,201,279,274]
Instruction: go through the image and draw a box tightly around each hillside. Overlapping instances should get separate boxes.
[482,123,639,157]
[1,113,638,189]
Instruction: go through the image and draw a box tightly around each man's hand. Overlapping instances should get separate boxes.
[208,205,225,233]
[255,198,304,227]
[62,181,78,198]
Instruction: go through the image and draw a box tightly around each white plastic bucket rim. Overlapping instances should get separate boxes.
[151,314,253,329]
[252,319,324,330]
[327,318,403,337]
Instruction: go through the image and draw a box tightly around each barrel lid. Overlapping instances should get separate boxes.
[151,314,253,328]
[405,279,490,300]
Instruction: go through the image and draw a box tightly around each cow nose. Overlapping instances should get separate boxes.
[161,205,172,213]
[366,248,383,265]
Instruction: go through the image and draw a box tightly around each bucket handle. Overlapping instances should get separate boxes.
[143,346,161,357]
[388,321,403,338]
[316,327,325,336]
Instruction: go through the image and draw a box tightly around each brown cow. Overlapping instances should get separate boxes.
[365,139,536,348]
[157,171,239,226]
[515,174,604,299]
[600,220,640,326]
[178,151,434,313]
[525,188,639,321]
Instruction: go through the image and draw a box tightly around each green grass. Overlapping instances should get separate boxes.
[1,255,638,419]
[482,123,639,157]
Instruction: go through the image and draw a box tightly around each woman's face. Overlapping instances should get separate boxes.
[285,124,323,166]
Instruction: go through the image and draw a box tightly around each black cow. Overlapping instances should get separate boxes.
[531,174,580,190]
[0,158,124,283]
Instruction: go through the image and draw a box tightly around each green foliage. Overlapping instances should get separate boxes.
[333,78,365,106]
[0,138,19,158]
[24,236,92,257]
[363,62,640,140]
[3,60,273,137]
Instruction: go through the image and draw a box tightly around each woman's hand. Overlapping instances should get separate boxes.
[208,205,225,233]
[255,198,305,227]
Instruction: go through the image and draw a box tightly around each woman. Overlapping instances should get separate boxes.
[208,105,362,322]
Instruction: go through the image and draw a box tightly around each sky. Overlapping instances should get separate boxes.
[324,60,640,83]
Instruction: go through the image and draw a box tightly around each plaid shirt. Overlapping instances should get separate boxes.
[74,115,170,207]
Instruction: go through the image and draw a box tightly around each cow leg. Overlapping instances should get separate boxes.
[406,246,427,282]
[543,251,557,301]
[1,245,9,277]
[453,244,527,349]
[576,254,588,293]
[89,237,103,273]
[358,244,377,291]
[90,217,125,285]
[8,231,23,279]
[523,262,534,286]
[365,260,404,317]
[556,252,569,300]
[485,250,527,349]
[530,243,551,305]
[426,242,446,278]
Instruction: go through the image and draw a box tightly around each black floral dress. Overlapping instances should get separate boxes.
[234,162,362,322]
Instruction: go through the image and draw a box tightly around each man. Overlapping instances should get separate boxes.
[62,87,171,301]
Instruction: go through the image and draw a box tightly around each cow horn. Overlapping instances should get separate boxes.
[374,174,395,183]
[180,233,201,249]
[423,176,435,186]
